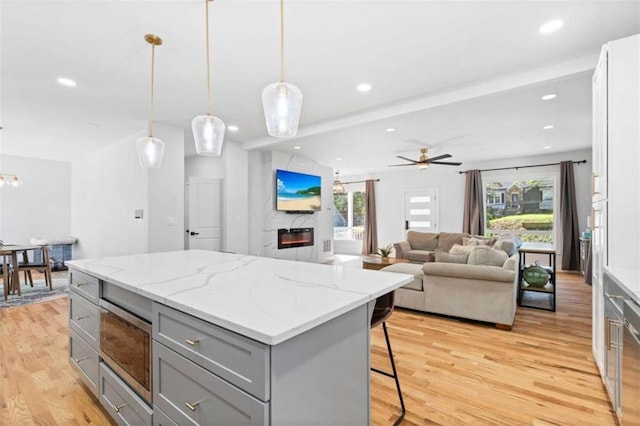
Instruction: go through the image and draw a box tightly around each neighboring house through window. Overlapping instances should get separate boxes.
[485,177,555,244]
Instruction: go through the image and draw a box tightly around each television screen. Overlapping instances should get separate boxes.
[276,169,322,212]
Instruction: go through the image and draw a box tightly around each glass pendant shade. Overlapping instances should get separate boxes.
[192,114,225,156]
[137,136,165,169]
[262,82,303,138]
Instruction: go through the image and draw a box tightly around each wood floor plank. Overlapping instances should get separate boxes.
[0,272,615,425]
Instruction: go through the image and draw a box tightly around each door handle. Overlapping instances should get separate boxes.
[405,220,409,230]
[190,231,200,236]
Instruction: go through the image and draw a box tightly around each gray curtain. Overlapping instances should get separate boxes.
[362,179,378,255]
[463,170,484,235]
[561,161,580,271]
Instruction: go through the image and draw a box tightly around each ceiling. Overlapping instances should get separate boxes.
[2,1,639,174]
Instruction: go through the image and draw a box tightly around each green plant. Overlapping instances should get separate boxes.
[377,244,392,257]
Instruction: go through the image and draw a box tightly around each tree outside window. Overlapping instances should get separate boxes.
[333,191,366,240]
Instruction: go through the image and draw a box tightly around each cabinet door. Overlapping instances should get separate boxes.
[592,44,608,203]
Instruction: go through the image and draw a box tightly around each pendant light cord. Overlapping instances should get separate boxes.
[149,43,156,137]
[280,0,284,83]
[205,0,212,115]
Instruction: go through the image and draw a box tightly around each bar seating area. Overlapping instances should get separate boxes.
[0,244,53,300]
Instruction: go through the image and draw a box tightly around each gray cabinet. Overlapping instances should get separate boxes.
[68,267,101,398]
[69,329,100,398]
[99,363,153,426]
[152,303,270,401]
[153,341,269,425]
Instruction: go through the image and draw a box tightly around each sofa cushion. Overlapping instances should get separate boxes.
[493,237,516,256]
[407,231,439,251]
[405,250,435,263]
[435,250,469,264]
[381,263,424,291]
[449,244,475,255]
[437,232,467,252]
[422,262,515,282]
[467,245,508,267]
[463,235,496,246]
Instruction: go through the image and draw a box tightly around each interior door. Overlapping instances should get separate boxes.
[403,189,438,233]
[188,177,223,251]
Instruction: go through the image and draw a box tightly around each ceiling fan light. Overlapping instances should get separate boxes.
[262,82,303,138]
[137,136,165,168]
[193,114,226,156]
[418,163,428,170]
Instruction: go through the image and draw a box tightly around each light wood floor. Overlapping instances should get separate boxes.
[0,273,615,425]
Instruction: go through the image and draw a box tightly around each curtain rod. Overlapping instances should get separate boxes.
[342,178,380,185]
[458,160,587,174]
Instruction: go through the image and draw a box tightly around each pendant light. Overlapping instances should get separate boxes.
[192,0,225,156]
[137,34,165,169]
[262,0,303,138]
[333,171,346,194]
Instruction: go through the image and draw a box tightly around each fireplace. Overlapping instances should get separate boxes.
[278,228,314,249]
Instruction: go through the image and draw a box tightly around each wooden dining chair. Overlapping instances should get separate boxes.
[18,246,53,291]
[1,252,13,300]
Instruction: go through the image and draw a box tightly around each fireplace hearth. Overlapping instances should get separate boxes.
[278,228,314,249]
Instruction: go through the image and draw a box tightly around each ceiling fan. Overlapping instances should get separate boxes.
[389,148,462,169]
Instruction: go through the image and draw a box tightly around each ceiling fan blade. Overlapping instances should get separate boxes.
[396,155,419,164]
[426,154,452,163]
[388,163,416,167]
[430,161,463,166]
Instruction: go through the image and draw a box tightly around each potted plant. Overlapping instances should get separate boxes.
[377,244,392,259]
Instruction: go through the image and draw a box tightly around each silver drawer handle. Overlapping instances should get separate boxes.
[113,403,127,413]
[185,401,200,411]
[185,338,200,346]
[75,282,88,287]
[605,293,624,299]
[73,357,88,363]
[73,315,89,321]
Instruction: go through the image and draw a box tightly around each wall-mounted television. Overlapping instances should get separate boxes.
[276,169,322,213]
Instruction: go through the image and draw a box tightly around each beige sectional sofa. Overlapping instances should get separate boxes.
[385,231,521,329]
[393,231,467,263]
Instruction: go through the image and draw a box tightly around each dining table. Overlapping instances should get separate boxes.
[0,244,51,300]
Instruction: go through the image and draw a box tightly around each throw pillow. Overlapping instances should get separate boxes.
[467,245,508,267]
[493,238,516,256]
[449,244,475,255]
[463,235,496,246]
[435,249,469,264]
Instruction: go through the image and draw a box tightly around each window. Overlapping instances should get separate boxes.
[333,191,365,240]
[485,178,555,244]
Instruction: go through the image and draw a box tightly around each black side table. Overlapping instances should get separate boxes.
[517,244,556,312]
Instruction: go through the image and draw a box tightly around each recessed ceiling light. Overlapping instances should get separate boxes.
[386,128,396,132]
[543,125,555,130]
[539,20,563,34]
[336,157,342,161]
[57,77,77,87]
[543,145,552,150]
[357,83,372,92]
[541,93,557,101]
[227,125,239,132]
[293,146,301,150]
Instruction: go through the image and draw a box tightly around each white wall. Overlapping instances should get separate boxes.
[248,151,334,263]
[184,140,249,255]
[71,124,184,259]
[339,148,592,267]
[0,155,71,245]
[148,124,185,253]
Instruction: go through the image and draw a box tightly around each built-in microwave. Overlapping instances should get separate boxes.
[99,298,152,403]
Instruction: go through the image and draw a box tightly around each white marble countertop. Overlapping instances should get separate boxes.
[604,266,640,304]
[67,250,413,345]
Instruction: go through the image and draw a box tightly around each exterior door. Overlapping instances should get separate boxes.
[188,177,223,251]
[403,189,438,233]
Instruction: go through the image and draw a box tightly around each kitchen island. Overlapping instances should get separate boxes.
[67,250,413,425]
